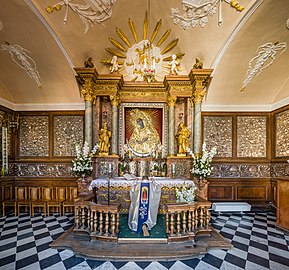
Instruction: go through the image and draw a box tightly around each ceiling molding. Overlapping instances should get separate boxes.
[203,95,289,112]
[13,102,85,111]
[0,97,15,111]
[24,0,75,70]
[211,0,264,74]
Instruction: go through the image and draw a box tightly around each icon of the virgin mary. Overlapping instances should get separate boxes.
[127,109,160,156]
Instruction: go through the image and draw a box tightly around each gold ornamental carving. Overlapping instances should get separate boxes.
[110,95,120,106]
[167,95,177,107]
[192,89,206,103]
[81,87,95,102]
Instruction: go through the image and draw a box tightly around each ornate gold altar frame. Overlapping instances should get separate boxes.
[119,103,168,156]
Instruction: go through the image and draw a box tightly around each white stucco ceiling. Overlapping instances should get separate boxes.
[0,0,288,111]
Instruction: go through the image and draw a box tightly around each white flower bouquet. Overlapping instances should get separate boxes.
[72,141,98,177]
[176,182,196,203]
[187,143,217,179]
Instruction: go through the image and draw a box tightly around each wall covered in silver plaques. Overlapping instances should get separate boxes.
[275,109,289,157]
[19,116,49,157]
[203,116,232,157]
[53,115,84,157]
[237,116,267,158]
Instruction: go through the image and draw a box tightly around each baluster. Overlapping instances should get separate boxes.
[176,211,181,235]
[191,209,195,231]
[81,207,86,229]
[90,210,94,232]
[182,210,187,234]
[99,211,103,235]
[105,212,109,235]
[188,210,192,233]
[111,213,116,236]
[94,210,98,233]
[87,208,91,231]
[166,212,169,234]
[194,208,198,229]
[116,212,120,234]
[205,207,210,228]
[170,212,174,236]
[199,207,204,229]
[75,206,79,229]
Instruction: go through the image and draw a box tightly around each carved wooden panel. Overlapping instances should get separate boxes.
[277,179,289,230]
[237,116,267,157]
[53,115,84,157]
[203,116,232,157]
[19,116,49,157]
[237,186,267,200]
[208,186,233,200]
[211,163,271,178]
[275,110,289,157]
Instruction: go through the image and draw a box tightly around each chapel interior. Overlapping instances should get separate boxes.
[0,0,289,269]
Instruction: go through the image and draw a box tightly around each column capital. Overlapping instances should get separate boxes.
[192,89,207,104]
[81,85,96,102]
[167,95,177,107]
[110,95,121,106]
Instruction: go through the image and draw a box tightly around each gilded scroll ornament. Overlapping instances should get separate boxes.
[19,116,49,157]
[276,110,289,157]
[203,116,232,157]
[237,116,267,157]
[53,116,84,157]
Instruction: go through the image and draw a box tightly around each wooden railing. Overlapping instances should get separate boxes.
[165,198,212,242]
[74,195,120,241]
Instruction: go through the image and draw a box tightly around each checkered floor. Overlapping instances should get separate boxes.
[1,211,289,270]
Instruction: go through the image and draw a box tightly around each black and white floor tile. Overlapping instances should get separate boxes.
[0,211,289,270]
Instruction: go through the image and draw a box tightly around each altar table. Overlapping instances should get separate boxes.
[89,177,195,212]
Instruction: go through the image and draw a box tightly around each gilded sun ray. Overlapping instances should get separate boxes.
[101,13,184,81]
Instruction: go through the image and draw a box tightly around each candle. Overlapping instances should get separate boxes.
[171,164,175,174]
[108,163,112,174]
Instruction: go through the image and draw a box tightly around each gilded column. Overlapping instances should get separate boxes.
[189,69,213,154]
[190,97,195,151]
[81,81,96,149]
[110,95,120,155]
[193,89,206,154]
[167,96,177,156]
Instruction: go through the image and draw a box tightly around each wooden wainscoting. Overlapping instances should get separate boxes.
[208,178,271,207]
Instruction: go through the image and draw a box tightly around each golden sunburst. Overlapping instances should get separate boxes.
[101,12,185,81]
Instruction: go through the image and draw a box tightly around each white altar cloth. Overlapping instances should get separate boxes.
[89,177,194,190]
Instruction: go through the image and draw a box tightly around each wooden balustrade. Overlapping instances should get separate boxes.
[73,195,120,242]
[165,198,212,242]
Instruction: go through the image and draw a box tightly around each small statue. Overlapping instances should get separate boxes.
[98,122,111,155]
[109,55,119,73]
[168,54,179,75]
[176,122,191,156]
[84,57,94,68]
[193,57,203,69]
